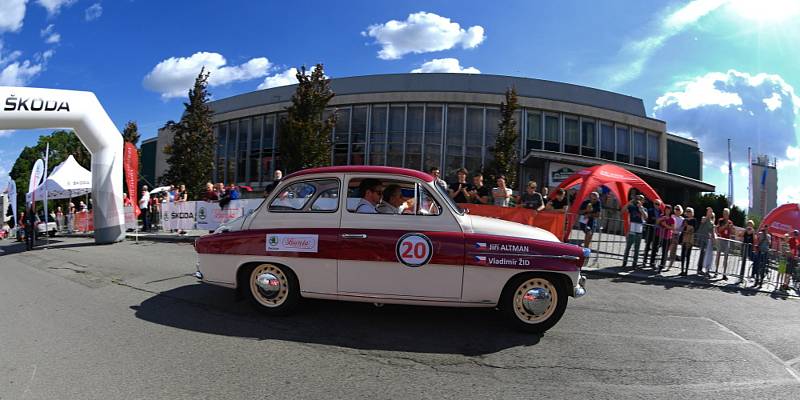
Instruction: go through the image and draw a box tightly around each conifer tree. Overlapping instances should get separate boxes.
[162,68,215,199]
[122,121,140,145]
[490,87,520,187]
[279,64,336,172]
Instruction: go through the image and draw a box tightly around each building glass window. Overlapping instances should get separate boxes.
[387,105,405,167]
[251,116,263,183]
[368,105,386,165]
[485,108,500,169]
[526,111,542,152]
[544,114,559,152]
[465,107,483,174]
[581,119,596,157]
[445,105,465,176]
[273,113,286,172]
[564,116,579,154]
[615,125,629,163]
[226,121,237,184]
[237,119,249,183]
[216,123,226,183]
[352,106,368,144]
[335,108,353,165]
[424,105,443,171]
[633,129,646,166]
[647,133,660,169]
[600,122,614,161]
[262,115,275,181]
[405,105,424,170]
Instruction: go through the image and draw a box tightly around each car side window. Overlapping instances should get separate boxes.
[269,179,339,212]
[346,177,441,216]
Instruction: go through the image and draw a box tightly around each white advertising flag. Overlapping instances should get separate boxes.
[28,159,45,195]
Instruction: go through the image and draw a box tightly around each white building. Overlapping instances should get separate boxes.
[750,155,778,218]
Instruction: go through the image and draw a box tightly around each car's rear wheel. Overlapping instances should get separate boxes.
[245,263,300,315]
[501,274,568,333]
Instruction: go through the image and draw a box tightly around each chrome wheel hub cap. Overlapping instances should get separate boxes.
[255,272,281,299]
[513,278,558,324]
[521,287,551,316]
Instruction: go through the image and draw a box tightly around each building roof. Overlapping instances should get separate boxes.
[209,73,650,118]
[284,166,434,182]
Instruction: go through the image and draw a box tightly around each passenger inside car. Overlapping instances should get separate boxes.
[354,178,383,214]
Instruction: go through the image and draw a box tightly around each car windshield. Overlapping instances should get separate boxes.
[433,182,464,215]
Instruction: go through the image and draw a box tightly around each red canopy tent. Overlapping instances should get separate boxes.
[759,203,800,241]
[551,164,661,240]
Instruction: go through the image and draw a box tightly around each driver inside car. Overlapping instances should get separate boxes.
[376,184,409,214]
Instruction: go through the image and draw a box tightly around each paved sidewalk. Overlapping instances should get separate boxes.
[584,255,800,299]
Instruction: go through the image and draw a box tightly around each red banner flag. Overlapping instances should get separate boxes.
[123,142,140,217]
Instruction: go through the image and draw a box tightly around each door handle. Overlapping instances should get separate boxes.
[341,233,368,239]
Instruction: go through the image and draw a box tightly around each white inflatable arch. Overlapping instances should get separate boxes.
[1,86,124,244]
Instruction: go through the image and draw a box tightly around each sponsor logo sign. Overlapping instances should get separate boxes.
[266,234,319,253]
[4,95,70,112]
[548,161,582,187]
[396,233,433,267]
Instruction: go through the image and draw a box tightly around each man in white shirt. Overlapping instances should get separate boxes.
[377,184,408,214]
[355,178,382,214]
[140,185,151,231]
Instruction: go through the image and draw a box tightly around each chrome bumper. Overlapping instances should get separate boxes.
[573,274,587,298]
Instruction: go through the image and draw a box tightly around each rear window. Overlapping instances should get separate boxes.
[268,179,340,212]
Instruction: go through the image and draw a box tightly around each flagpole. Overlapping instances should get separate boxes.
[44,142,50,246]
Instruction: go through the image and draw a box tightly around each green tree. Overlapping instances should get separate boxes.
[688,193,745,226]
[8,130,90,211]
[490,87,519,187]
[122,120,140,145]
[279,64,336,173]
[161,68,215,199]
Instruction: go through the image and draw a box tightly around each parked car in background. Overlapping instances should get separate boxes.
[194,166,589,333]
[36,214,58,237]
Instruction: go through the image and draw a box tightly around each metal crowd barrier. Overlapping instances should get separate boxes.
[564,213,798,291]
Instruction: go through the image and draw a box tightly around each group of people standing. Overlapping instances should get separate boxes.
[619,196,798,289]
[430,167,568,211]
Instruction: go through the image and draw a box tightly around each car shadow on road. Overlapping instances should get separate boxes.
[131,283,542,355]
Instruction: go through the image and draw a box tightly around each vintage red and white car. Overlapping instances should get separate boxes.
[194,166,588,332]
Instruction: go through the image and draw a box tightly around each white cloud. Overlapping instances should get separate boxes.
[777,146,800,169]
[256,65,326,90]
[601,0,727,88]
[738,165,749,178]
[85,3,102,21]
[778,184,800,204]
[257,68,297,90]
[763,92,782,111]
[363,12,486,60]
[36,0,76,16]
[411,58,480,74]
[0,60,43,86]
[654,70,799,165]
[0,0,27,33]
[0,130,15,138]
[143,52,271,99]
[41,24,60,44]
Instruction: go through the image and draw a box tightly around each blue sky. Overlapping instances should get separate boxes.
[1,0,799,209]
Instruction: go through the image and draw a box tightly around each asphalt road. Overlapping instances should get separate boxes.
[1,237,799,399]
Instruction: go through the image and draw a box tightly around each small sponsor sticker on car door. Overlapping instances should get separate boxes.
[266,234,319,253]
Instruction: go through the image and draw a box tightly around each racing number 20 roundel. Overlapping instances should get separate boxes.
[395,233,433,267]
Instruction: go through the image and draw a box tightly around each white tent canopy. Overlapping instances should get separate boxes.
[26,155,92,202]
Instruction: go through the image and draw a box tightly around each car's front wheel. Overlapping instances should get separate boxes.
[501,274,568,333]
[245,263,300,315]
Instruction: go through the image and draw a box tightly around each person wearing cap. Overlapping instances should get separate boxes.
[622,194,647,269]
